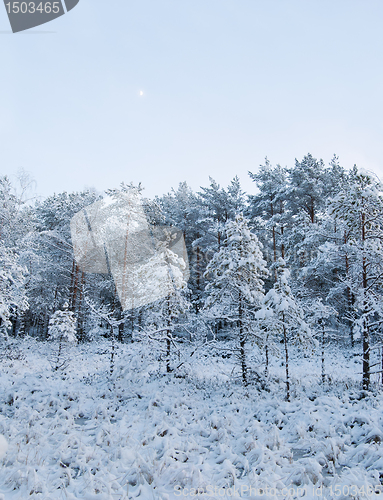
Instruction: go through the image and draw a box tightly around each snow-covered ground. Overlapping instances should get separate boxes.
[0,338,382,499]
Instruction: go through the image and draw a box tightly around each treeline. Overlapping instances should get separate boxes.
[1,153,383,393]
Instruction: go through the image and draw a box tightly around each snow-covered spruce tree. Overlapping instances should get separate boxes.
[329,166,383,391]
[260,258,313,401]
[48,303,77,371]
[203,214,268,386]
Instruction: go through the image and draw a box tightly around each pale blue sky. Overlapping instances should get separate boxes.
[1,0,383,199]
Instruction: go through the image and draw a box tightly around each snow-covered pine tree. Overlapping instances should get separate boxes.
[0,243,28,337]
[286,154,327,226]
[85,297,125,378]
[0,174,35,337]
[261,258,312,400]
[204,214,268,385]
[306,299,337,384]
[137,231,190,373]
[282,154,330,282]
[291,156,348,312]
[248,158,287,270]
[48,303,77,371]
[195,177,246,257]
[158,182,202,312]
[0,173,36,249]
[329,166,383,391]
[29,189,101,339]
[142,287,190,374]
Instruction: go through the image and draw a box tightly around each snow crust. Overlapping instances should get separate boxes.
[0,435,7,460]
[0,338,382,499]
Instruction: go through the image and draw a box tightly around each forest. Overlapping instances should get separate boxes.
[1,153,383,498]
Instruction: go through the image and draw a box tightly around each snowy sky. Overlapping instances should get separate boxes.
[1,0,383,199]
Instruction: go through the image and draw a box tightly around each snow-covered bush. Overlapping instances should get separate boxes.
[48,303,77,371]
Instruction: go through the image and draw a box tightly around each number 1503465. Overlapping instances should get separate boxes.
[5,2,61,14]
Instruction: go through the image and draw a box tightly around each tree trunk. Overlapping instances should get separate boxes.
[196,245,201,290]
[265,342,269,378]
[362,309,369,391]
[70,264,80,312]
[195,245,202,313]
[118,320,124,342]
[54,340,62,371]
[130,310,134,340]
[69,259,77,309]
[43,311,49,340]
[18,312,26,338]
[283,315,290,401]
[239,336,247,386]
[238,293,247,386]
[11,311,17,337]
[310,200,315,224]
[321,321,325,384]
[344,231,354,347]
[166,335,172,373]
[76,272,85,342]
[110,326,115,378]
[166,295,172,373]
[361,211,370,391]
[271,201,277,281]
[279,200,285,260]
[381,346,383,386]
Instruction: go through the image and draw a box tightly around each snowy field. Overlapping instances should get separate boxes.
[0,338,383,500]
